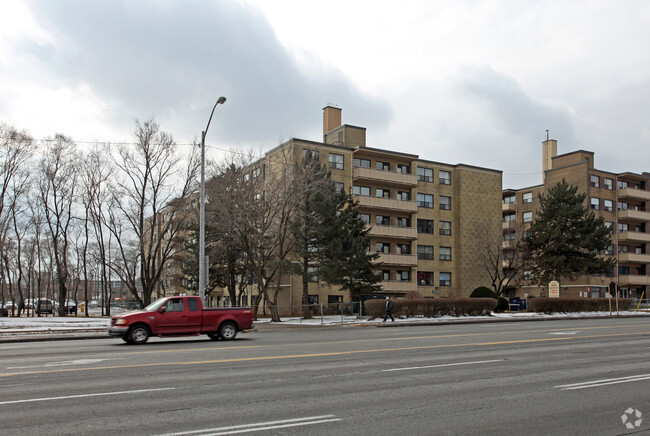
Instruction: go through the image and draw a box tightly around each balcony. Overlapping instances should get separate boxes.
[379,280,417,293]
[618,209,650,222]
[618,275,650,286]
[502,202,516,212]
[618,253,650,264]
[368,225,418,239]
[618,231,650,243]
[375,253,418,267]
[618,188,650,201]
[353,167,418,186]
[354,195,418,213]
[502,221,516,231]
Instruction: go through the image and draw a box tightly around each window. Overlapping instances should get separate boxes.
[503,195,516,204]
[439,272,451,286]
[590,175,600,188]
[618,245,629,254]
[329,153,344,170]
[376,242,390,253]
[308,295,319,305]
[605,221,613,228]
[397,244,411,254]
[243,173,250,182]
[417,271,434,286]
[166,298,184,312]
[252,167,260,180]
[417,245,434,260]
[376,270,390,281]
[396,217,410,228]
[352,185,370,196]
[307,266,319,282]
[523,211,533,223]
[618,180,628,190]
[397,164,410,174]
[334,182,344,193]
[617,201,628,210]
[605,245,614,255]
[504,232,516,241]
[439,221,451,235]
[187,298,200,312]
[523,270,533,280]
[618,223,629,232]
[328,295,343,304]
[603,199,613,212]
[604,178,613,190]
[417,219,433,234]
[353,158,370,168]
[439,170,451,185]
[439,246,451,261]
[398,190,410,200]
[522,192,533,204]
[417,167,433,182]
[439,196,451,210]
[359,213,370,224]
[504,214,516,223]
[302,149,319,160]
[417,193,433,208]
[590,198,600,210]
[376,188,391,198]
[376,215,390,226]
[397,270,410,281]
[376,161,390,171]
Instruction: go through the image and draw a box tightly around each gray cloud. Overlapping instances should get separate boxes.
[22,0,391,146]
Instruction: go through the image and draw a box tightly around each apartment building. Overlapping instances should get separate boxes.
[234,106,502,308]
[502,138,650,299]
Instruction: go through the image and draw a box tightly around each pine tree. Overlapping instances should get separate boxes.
[522,178,616,285]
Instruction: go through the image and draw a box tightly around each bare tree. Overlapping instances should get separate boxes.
[107,119,200,307]
[472,219,523,296]
[38,134,79,316]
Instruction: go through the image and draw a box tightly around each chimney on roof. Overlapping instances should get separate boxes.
[323,105,342,135]
[542,131,557,183]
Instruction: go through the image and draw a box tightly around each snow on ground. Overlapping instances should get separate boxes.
[0,310,648,333]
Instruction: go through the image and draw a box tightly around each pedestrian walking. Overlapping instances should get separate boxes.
[383,297,395,322]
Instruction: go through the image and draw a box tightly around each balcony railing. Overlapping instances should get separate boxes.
[374,253,418,266]
[617,231,650,243]
[368,225,418,239]
[352,167,418,186]
[618,188,650,201]
[378,280,417,292]
[618,274,650,286]
[618,252,650,264]
[354,195,418,213]
[618,209,650,222]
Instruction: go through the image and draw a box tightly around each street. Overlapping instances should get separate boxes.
[0,317,649,435]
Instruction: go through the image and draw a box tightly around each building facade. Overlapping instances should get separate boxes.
[502,138,650,299]
[223,106,503,309]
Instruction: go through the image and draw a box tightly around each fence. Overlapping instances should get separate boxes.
[254,302,366,324]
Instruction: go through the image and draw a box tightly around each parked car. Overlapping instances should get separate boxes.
[64,301,77,315]
[36,299,54,315]
[108,296,254,344]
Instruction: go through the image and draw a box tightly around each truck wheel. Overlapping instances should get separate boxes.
[207,332,219,340]
[218,322,237,340]
[122,337,133,344]
[128,325,150,344]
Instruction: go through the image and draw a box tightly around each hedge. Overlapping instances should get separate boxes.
[364,298,497,319]
[528,298,635,314]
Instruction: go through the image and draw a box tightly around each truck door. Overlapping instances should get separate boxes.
[156,298,190,334]
[185,297,203,331]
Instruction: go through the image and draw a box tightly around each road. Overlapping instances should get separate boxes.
[0,317,649,435]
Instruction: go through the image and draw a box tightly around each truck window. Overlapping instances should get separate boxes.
[166,299,184,312]
[187,298,200,312]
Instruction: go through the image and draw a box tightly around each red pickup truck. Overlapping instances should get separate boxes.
[108,296,254,344]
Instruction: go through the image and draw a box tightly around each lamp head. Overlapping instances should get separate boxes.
[217,96,227,105]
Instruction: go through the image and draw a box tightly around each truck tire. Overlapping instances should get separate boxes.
[128,324,150,345]
[218,321,237,340]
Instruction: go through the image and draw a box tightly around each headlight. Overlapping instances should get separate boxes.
[115,319,128,325]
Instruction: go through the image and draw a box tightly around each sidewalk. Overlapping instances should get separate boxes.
[1,310,649,343]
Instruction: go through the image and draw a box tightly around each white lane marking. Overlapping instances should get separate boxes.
[0,387,176,405]
[7,358,123,369]
[381,359,505,372]
[556,374,650,390]
[548,331,580,335]
[156,415,342,436]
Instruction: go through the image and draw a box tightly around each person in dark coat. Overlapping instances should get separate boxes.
[383,297,395,322]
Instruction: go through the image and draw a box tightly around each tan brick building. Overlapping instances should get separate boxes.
[502,138,650,299]
[235,106,503,309]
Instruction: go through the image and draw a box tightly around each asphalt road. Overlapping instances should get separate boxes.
[0,317,649,435]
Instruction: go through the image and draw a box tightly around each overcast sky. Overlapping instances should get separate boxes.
[1,0,648,188]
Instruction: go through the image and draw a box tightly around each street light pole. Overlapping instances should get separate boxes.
[200,96,227,307]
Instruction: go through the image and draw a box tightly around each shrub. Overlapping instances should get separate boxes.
[363,298,497,319]
[469,286,497,299]
[529,298,635,314]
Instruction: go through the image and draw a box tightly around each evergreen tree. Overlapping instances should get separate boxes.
[522,178,616,285]
[318,195,382,296]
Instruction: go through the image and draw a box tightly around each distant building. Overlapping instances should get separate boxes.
[502,138,650,299]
